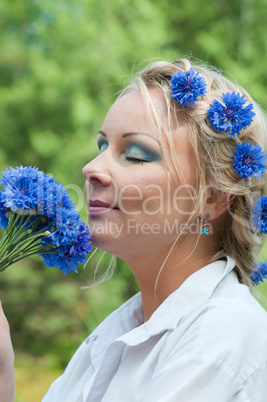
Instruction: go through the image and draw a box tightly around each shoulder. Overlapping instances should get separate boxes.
[205,282,267,344]
[193,283,267,381]
[145,283,267,401]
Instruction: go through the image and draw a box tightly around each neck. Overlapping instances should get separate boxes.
[125,236,215,322]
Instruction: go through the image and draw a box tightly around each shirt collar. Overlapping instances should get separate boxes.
[89,256,237,362]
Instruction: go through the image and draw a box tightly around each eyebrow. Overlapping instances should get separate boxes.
[98,130,160,145]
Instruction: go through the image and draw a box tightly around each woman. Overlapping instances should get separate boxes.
[1,58,267,401]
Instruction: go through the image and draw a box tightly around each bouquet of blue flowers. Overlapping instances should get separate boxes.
[0,166,92,275]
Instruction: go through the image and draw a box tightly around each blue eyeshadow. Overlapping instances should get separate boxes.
[126,144,161,161]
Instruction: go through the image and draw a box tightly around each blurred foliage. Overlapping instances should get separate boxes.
[0,0,267,399]
[14,354,62,402]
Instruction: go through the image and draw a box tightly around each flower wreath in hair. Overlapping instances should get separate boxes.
[169,67,267,285]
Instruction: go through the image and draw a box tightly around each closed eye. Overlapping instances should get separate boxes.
[124,144,159,164]
[125,156,147,165]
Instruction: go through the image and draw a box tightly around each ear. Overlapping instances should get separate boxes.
[199,189,234,221]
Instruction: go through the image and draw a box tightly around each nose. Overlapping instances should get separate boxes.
[82,155,112,186]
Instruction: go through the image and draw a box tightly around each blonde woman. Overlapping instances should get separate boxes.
[1,58,267,401]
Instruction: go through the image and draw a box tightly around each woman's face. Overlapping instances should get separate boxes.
[82,89,197,262]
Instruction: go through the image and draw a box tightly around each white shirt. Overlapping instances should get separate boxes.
[43,257,267,401]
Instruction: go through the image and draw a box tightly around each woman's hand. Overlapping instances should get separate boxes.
[0,300,15,402]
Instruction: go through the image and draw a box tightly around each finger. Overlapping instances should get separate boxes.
[0,301,10,331]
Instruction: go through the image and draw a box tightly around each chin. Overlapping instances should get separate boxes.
[89,231,117,253]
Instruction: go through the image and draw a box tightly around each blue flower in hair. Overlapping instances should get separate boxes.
[208,92,255,137]
[252,196,267,234]
[250,260,267,285]
[233,142,267,180]
[170,67,207,107]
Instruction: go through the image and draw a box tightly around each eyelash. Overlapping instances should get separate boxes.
[125,157,146,165]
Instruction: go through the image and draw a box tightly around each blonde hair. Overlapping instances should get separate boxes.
[119,58,267,290]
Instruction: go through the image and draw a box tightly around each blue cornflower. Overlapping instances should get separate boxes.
[0,191,9,230]
[250,260,267,285]
[39,252,82,275]
[36,173,56,215]
[53,183,75,211]
[233,142,267,180]
[69,221,92,257]
[252,196,267,234]
[36,174,74,218]
[0,166,40,187]
[170,67,207,107]
[0,166,92,275]
[3,181,38,211]
[49,209,80,247]
[208,92,255,137]
[1,166,41,212]
[40,223,92,275]
[56,255,81,275]
[40,221,92,275]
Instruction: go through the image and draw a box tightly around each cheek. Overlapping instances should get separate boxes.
[118,167,197,218]
[142,179,197,218]
[118,170,170,216]
[117,175,150,214]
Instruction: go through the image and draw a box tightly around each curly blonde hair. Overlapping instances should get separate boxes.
[120,58,267,289]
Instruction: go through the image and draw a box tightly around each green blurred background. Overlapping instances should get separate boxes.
[0,0,267,400]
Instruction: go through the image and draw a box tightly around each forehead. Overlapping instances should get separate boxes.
[103,89,196,180]
[104,89,184,139]
[103,89,166,133]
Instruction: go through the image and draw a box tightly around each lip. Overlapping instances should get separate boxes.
[88,199,119,214]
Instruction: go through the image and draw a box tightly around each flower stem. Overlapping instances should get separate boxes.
[0,212,53,272]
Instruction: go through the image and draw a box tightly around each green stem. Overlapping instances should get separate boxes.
[4,231,47,257]
[0,245,57,273]
[0,212,54,272]
[0,214,31,256]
